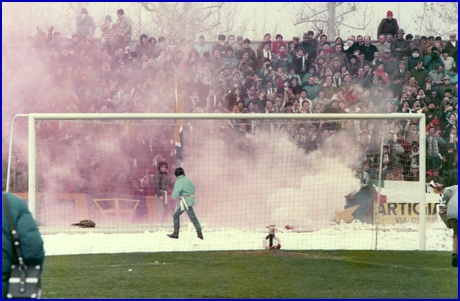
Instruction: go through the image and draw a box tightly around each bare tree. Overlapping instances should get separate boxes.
[416,2,458,38]
[288,2,372,40]
[138,2,239,40]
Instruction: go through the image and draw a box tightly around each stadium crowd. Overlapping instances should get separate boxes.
[5,8,458,195]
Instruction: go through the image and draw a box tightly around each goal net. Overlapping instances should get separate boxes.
[7,112,444,254]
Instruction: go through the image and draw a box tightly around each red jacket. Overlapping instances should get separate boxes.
[272,41,287,54]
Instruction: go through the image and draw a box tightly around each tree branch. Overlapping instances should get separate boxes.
[339,22,367,30]
[335,7,356,20]
[294,19,327,26]
[201,3,224,10]
[140,2,159,13]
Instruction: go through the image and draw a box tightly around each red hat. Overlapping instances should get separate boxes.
[387,10,393,16]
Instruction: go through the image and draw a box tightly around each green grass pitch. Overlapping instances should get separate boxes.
[42,250,458,298]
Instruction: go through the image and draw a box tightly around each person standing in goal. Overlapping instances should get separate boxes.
[152,161,173,223]
[167,167,203,240]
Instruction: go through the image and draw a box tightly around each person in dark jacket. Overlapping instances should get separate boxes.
[152,161,173,223]
[360,35,378,62]
[405,47,423,71]
[2,192,45,298]
[377,10,399,37]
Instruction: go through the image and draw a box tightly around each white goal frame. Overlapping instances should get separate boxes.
[7,112,427,249]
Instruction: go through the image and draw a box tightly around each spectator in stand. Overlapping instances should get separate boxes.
[443,33,458,57]
[441,49,456,72]
[9,161,28,193]
[135,34,153,59]
[405,163,420,181]
[258,42,274,68]
[425,101,441,124]
[377,10,399,37]
[317,34,328,52]
[410,35,426,59]
[233,36,244,52]
[360,35,378,63]
[441,113,458,140]
[373,61,390,85]
[352,66,370,88]
[272,34,286,55]
[221,46,239,71]
[193,35,209,58]
[448,66,458,85]
[237,39,257,64]
[303,75,321,100]
[426,167,445,186]
[391,29,410,59]
[410,59,428,87]
[272,45,292,73]
[257,33,272,59]
[212,34,227,57]
[224,35,237,53]
[441,143,458,185]
[328,43,348,67]
[101,15,118,47]
[381,48,398,74]
[385,163,405,181]
[390,61,411,91]
[298,33,317,63]
[115,9,132,46]
[75,8,96,38]
[429,64,446,87]
[374,34,391,56]
[440,89,458,116]
[439,76,457,99]
[426,126,446,170]
[405,48,423,71]
[424,46,444,72]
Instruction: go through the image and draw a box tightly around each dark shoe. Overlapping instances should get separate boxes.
[197,231,203,240]
[167,227,179,239]
[452,255,458,267]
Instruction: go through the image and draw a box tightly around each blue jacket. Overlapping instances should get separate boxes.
[171,175,196,207]
[423,54,444,72]
[2,193,45,298]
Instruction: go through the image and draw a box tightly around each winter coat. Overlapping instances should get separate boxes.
[377,18,399,37]
[194,43,211,58]
[391,38,410,56]
[171,175,196,207]
[153,172,173,196]
[423,54,444,72]
[410,67,429,87]
[443,40,458,57]
[2,193,45,298]
[405,56,424,72]
[360,44,378,62]
[116,15,132,38]
[221,54,239,70]
[135,42,154,59]
[75,14,96,37]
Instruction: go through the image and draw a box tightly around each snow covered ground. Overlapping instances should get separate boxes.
[42,221,453,256]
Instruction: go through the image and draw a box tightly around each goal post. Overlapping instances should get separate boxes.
[17,112,429,250]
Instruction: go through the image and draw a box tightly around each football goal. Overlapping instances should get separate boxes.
[6,112,435,252]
